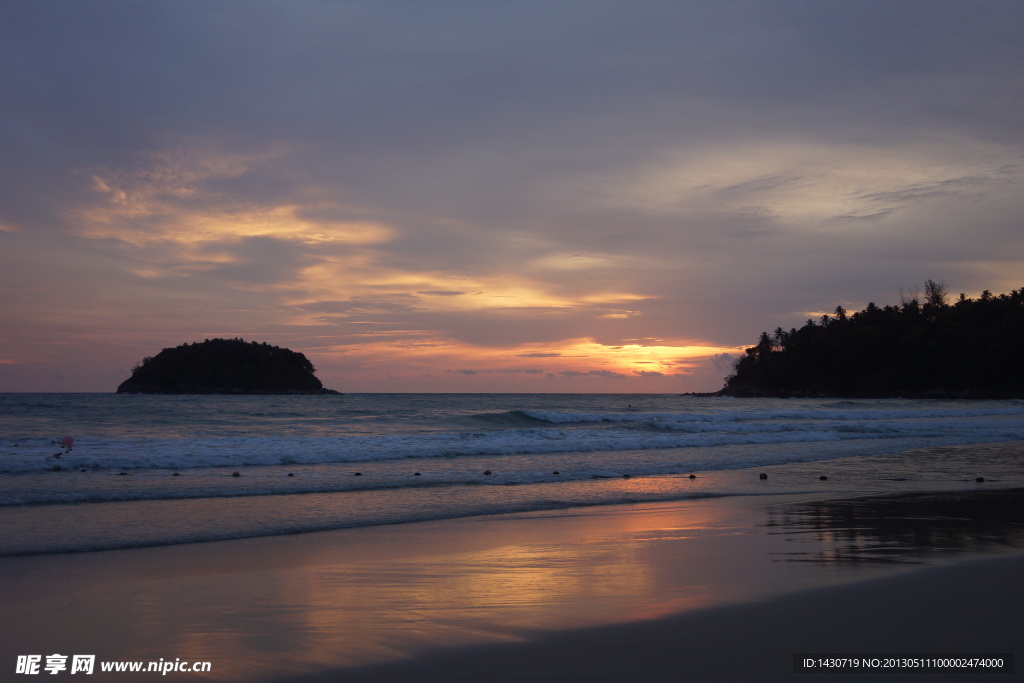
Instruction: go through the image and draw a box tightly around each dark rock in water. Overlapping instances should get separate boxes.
[414,472,421,476]
[116,338,340,394]
[976,476,985,482]
[288,473,295,477]
[172,472,180,476]
[820,475,828,480]
[759,472,768,480]
[553,470,560,475]
[354,472,362,476]
[689,474,696,479]
[483,470,492,475]
[622,473,631,479]
[232,471,240,477]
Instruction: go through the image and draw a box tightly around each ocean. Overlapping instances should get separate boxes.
[2,393,1023,556]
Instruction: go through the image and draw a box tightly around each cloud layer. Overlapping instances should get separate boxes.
[2,1,1023,391]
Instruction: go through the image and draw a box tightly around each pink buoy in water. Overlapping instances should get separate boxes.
[61,435,74,448]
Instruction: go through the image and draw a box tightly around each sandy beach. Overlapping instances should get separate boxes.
[317,551,1023,683]
[2,484,1022,681]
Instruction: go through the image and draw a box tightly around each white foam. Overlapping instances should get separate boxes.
[3,409,1023,474]
[522,404,1024,424]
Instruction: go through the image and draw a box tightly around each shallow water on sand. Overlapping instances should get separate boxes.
[2,394,1023,554]
[3,487,1022,681]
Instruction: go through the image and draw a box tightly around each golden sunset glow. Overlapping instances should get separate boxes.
[4,11,1024,683]
[313,335,740,385]
[79,201,396,248]
[7,120,1019,393]
[3,2,1023,393]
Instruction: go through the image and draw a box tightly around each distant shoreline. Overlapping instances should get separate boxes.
[701,386,1023,400]
[115,387,341,395]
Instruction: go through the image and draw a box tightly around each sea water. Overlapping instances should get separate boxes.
[2,393,1023,555]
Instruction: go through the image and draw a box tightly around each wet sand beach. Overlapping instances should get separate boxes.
[2,478,1023,681]
[313,551,1024,683]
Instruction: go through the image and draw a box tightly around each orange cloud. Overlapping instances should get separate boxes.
[315,335,737,379]
[77,146,396,251]
[46,142,744,393]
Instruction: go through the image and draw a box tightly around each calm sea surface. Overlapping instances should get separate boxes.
[2,393,1023,555]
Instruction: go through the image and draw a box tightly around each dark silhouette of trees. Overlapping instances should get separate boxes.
[117,338,337,394]
[723,283,1024,398]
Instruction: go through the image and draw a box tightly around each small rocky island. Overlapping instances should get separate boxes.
[117,338,339,394]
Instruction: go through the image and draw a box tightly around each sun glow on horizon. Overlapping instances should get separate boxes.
[311,335,740,383]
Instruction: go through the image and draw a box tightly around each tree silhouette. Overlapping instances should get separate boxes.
[723,283,1023,398]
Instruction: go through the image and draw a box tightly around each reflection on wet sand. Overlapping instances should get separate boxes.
[764,489,1024,566]
[6,489,1024,681]
[0,500,753,681]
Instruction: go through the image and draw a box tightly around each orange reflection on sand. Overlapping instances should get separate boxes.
[1,497,845,680]
[257,503,754,670]
[112,503,749,676]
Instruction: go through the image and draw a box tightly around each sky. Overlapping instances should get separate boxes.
[2,1,1023,393]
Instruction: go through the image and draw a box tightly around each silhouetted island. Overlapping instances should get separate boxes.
[719,281,1024,399]
[116,338,339,394]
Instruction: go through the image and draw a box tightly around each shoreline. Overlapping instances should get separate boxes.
[707,387,1024,399]
[5,438,1021,556]
[2,484,1023,681]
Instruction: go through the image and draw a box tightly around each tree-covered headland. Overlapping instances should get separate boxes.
[722,281,1024,398]
[117,338,339,394]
